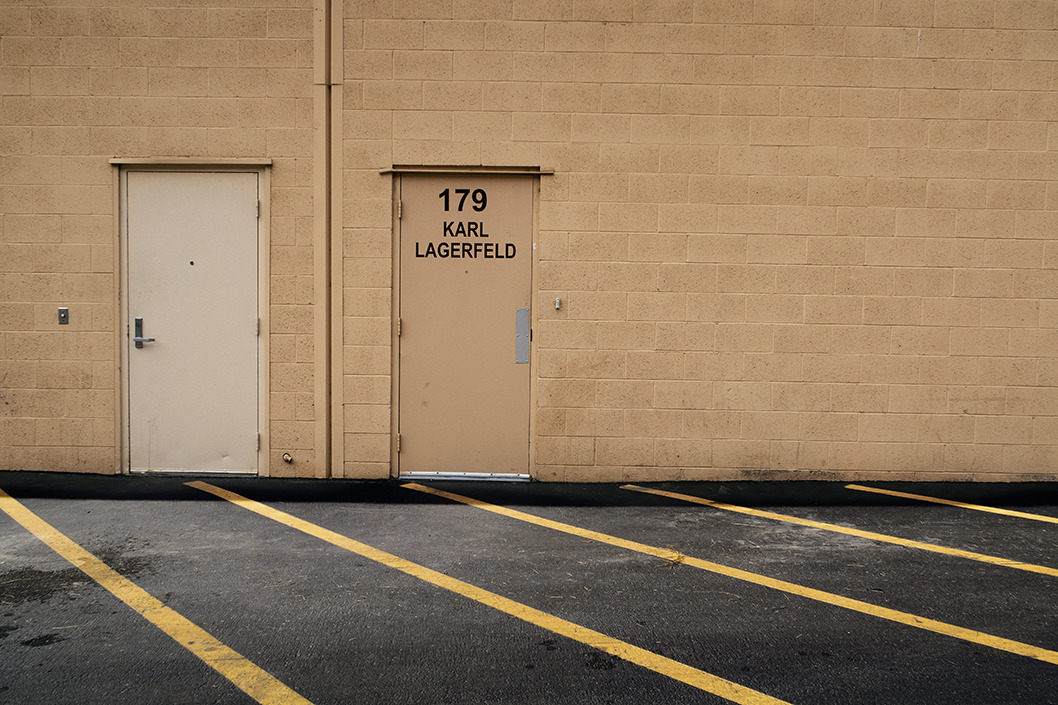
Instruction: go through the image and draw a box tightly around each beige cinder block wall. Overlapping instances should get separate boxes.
[0,2,321,477]
[343,1,1058,482]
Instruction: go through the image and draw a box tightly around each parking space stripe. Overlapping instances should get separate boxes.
[187,481,794,705]
[403,483,1058,666]
[0,488,314,705]
[846,484,1058,524]
[622,485,1058,577]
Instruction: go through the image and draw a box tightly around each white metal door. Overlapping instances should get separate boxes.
[124,170,260,473]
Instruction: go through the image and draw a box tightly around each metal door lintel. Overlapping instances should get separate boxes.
[381,166,553,176]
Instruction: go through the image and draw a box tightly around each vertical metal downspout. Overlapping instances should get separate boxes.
[313,0,332,477]
[329,1,344,478]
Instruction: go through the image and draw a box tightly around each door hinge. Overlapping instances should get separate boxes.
[397,200,402,220]
[256,200,261,219]
[395,434,401,453]
[397,318,401,337]
[256,318,261,336]
[256,433,261,452]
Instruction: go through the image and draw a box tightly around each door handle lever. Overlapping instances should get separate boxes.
[133,317,156,349]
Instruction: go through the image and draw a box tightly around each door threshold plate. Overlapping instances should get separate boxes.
[131,470,258,477]
[399,472,530,483]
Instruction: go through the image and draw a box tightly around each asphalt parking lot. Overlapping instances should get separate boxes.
[1,471,1055,705]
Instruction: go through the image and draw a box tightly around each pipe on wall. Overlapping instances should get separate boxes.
[312,0,343,477]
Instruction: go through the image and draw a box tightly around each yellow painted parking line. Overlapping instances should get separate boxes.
[403,483,1058,666]
[846,484,1058,525]
[187,481,792,705]
[0,487,313,705]
[622,485,1058,578]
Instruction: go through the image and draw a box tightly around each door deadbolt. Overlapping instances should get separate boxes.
[133,317,156,349]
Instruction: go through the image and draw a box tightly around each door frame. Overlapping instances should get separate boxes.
[388,167,544,480]
[114,160,272,476]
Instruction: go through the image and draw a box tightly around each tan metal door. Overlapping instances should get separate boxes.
[124,170,260,473]
[398,174,533,477]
